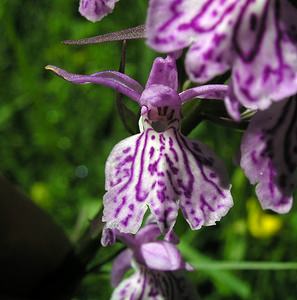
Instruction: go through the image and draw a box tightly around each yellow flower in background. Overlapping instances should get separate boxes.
[247,198,283,239]
[30,182,52,210]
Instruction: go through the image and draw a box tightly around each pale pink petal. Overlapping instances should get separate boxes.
[140,241,186,271]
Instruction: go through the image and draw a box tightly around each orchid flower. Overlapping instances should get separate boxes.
[106,223,199,300]
[46,55,233,236]
[147,0,297,120]
[79,0,119,22]
[240,95,297,214]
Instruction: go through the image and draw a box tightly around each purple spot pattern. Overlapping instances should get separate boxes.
[79,0,119,22]
[147,0,297,116]
[103,123,232,234]
[111,266,198,300]
[240,96,297,213]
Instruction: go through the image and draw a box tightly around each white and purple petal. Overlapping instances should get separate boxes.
[176,133,233,229]
[111,265,199,300]
[147,0,297,114]
[241,97,297,213]
[147,0,241,80]
[230,0,297,110]
[79,0,119,22]
[103,126,233,234]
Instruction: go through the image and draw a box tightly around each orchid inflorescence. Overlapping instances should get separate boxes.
[47,0,297,298]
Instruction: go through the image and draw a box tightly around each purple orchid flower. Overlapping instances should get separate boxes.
[146,0,297,120]
[107,223,199,300]
[79,0,119,22]
[46,55,233,236]
[240,95,297,214]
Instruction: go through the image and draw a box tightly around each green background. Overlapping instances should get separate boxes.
[1,0,297,299]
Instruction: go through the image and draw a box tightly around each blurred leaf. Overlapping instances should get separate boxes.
[179,238,251,299]
[0,176,72,298]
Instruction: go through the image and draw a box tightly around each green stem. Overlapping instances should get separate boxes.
[192,261,297,270]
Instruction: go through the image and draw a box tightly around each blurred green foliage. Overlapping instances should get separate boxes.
[1,0,297,299]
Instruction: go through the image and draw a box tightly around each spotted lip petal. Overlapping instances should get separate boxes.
[111,265,199,300]
[147,0,297,115]
[103,125,232,235]
[79,0,119,22]
[240,96,297,213]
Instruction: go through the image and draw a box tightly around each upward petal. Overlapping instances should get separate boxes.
[79,0,119,22]
[146,56,178,91]
[241,96,297,213]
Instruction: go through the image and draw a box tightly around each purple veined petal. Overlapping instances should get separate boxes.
[240,97,297,213]
[139,241,186,271]
[147,0,240,82]
[179,84,228,103]
[79,0,119,22]
[182,0,242,83]
[147,0,297,115]
[103,133,151,234]
[111,249,133,287]
[111,266,146,300]
[185,36,231,84]
[111,266,199,300]
[174,132,233,229]
[103,125,233,235]
[45,65,143,103]
[230,0,297,111]
[147,0,211,52]
[145,56,178,91]
[147,0,240,56]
